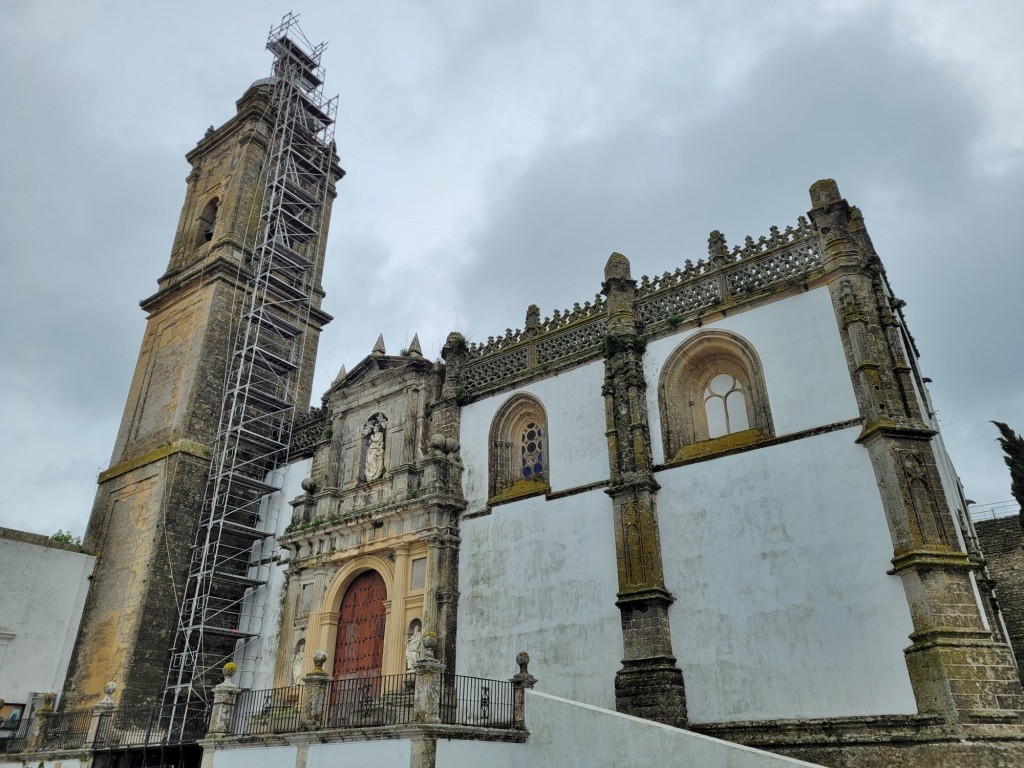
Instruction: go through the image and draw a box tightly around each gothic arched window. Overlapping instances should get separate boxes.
[489,394,550,502]
[659,330,773,460]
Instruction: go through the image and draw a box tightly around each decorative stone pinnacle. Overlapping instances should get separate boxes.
[222,662,238,681]
[708,230,729,266]
[422,631,439,659]
[809,178,841,208]
[312,649,328,673]
[408,333,423,357]
[100,682,116,705]
[372,334,386,356]
[331,364,346,386]
[525,305,541,332]
[604,252,631,282]
[512,651,537,689]
[516,651,530,673]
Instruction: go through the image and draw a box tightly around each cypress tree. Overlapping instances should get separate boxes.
[993,421,1024,528]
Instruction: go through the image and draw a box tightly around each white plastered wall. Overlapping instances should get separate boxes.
[235,457,310,690]
[0,535,95,706]
[645,286,859,465]
[456,490,623,709]
[457,286,922,722]
[659,426,918,722]
[460,362,608,513]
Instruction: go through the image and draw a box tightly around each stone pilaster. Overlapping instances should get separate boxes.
[300,650,330,730]
[510,651,537,730]
[811,179,1024,723]
[601,252,687,728]
[413,635,445,724]
[87,692,116,747]
[420,526,461,669]
[206,670,239,739]
[26,691,56,751]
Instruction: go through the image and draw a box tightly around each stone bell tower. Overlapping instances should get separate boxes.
[62,22,342,710]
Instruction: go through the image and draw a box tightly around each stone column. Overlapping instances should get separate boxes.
[413,634,446,724]
[26,691,56,751]
[409,736,437,768]
[601,252,688,728]
[810,178,1024,722]
[301,650,330,730]
[388,543,411,673]
[420,526,461,669]
[510,652,537,731]
[87,682,117,747]
[206,666,239,739]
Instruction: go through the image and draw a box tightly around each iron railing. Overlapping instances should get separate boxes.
[41,709,92,751]
[93,702,209,749]
[0,717,32,754]
[440,675,514,727]
[323,673,414,729]
[232,684,303,736]
[228,673,513,736]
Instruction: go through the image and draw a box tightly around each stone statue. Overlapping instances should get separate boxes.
[362,414,388,481]
[405,622,422,670]
[292,641,305,685]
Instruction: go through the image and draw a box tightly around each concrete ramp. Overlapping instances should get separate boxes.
[440,690,824,768]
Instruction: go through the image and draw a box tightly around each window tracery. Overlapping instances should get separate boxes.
[659,330,773,460]
[489,394,550,502]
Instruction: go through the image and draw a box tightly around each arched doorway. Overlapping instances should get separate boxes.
[334,570,387,679]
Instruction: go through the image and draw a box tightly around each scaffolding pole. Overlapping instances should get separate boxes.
[163,12,337,729]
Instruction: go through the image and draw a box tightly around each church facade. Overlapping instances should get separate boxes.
[250,179,1024,766]
[36,21,1024,768]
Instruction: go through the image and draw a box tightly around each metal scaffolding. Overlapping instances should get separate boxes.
[164,13,337,718]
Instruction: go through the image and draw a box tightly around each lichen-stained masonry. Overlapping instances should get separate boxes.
[53,27,1024,763]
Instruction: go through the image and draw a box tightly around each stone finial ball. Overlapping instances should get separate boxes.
[223,662,238,679]
[516,651,530,666]
[313,649,328,667]
[103,682,117,696]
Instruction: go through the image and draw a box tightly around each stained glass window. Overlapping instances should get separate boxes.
[520,422,544,478]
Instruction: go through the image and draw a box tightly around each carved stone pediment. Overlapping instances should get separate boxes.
[322,353,434,399]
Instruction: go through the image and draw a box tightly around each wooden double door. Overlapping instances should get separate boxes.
[329,570,387,726]
[334,569,387,677]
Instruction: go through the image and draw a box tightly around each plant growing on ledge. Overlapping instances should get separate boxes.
[50,529,81,546]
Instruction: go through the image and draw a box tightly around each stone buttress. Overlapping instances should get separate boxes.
[601,252,688,728]
[809,178,1024,724]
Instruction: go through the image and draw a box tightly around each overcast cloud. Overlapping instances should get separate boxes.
[1,0,1021,536]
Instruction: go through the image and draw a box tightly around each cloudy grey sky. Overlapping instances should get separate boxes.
[1,1,1022,537]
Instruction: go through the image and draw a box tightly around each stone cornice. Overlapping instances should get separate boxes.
[888,548,975,574]
[99,439,211,483]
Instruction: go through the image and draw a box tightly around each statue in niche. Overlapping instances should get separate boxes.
[405,619,423,670]
[362,413,388,482]
[292,638,305,685]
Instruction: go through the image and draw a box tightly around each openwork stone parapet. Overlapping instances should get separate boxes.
[290,405,328,457]
[459,216,822,398]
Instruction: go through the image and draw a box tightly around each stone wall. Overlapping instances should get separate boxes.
[976,513,1024,678]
